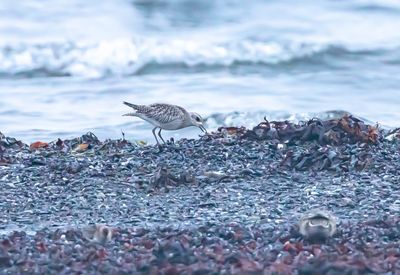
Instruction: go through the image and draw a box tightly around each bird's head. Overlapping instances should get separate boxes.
[299,210,336,242]
[189,112,207,133]
[94,224,112,244]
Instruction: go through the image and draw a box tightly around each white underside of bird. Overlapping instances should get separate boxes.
[130,112,184,130]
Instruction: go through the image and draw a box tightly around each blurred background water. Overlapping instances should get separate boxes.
[0,0,399,143]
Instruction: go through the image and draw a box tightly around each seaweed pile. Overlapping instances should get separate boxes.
[241,115,380,145]
[0,115,399,273]
[216,115,396,172]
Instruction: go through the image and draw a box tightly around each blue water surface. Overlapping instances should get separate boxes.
[0,0,399,143]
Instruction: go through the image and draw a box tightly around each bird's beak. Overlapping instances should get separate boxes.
[199,125,207,133]
[123,113,135,117]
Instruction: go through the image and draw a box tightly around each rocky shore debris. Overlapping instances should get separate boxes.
[385,127,400,141]
[0,145,5,165]
[0,132,25,149]
[239,115,380,145]
[214,115,397,172]
[299,210,337,243]
[151,165,177,188]
[0,217,399,273]
[54,132,101,152]
[150,165,196,190]
[0,115,399,273]
[203,171,229,182]
[0,132,25,165]
[72,143,90,153]
[30,141,49,150]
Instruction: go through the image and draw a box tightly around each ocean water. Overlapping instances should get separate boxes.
[1,0,400,143]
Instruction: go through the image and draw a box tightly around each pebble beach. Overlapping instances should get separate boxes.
[2,0,400,273]
[1,116,399,273]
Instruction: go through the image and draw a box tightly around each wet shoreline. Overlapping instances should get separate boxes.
[0,117,399,273]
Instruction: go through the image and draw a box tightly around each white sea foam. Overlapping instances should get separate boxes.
[1,0,400,78]
[2,38,398,78]
[0,39,312,77]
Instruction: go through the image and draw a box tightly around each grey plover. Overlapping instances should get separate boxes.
[82,224,113,244]
[123,102,207,145]
[93,224,112,244]
[299,210,337,242]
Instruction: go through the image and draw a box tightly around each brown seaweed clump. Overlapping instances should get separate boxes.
[214,115,385,171]
[219,115,381,145]
[150,165,196,191]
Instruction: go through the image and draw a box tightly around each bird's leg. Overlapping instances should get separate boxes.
[152,127,160,146]
[158,128,166,144]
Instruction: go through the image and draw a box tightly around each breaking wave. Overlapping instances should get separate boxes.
[1,39,396,78]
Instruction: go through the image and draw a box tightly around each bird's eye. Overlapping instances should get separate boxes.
[196,117,201,122]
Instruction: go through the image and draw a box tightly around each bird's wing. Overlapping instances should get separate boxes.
[136,104,186,124]
[123,102,156,115]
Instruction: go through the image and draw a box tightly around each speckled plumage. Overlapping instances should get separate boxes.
[123,102,206,145]
[125,103,189,126]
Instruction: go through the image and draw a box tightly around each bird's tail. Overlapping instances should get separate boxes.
[123,101,141,116]
[123,101,140,110]
[122,112,137,117]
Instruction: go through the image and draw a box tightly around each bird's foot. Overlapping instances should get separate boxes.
[156,143,164,152]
